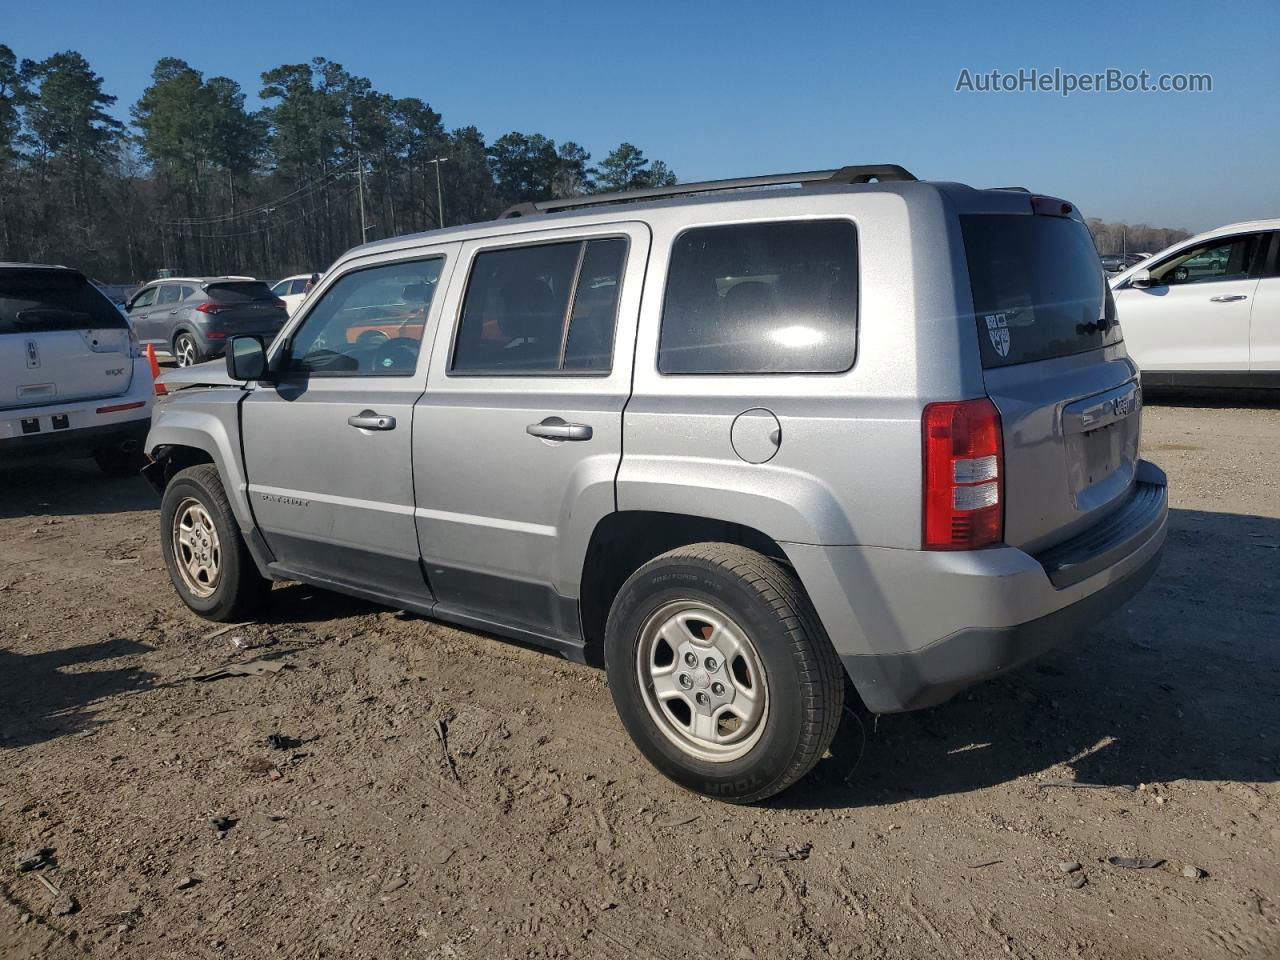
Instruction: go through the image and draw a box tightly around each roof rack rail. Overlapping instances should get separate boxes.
[989,186,1030,193]
[498,164,916,219]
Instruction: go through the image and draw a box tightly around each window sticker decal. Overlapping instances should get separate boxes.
[985,313,1010,358]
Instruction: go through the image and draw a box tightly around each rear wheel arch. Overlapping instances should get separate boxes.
[578,511,792,665]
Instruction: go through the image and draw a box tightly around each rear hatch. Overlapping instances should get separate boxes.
[204,280,289,333]
[0,267,134,410]
[961,201,1140,554]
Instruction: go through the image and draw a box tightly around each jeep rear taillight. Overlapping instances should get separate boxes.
[196,302,229,314]
[923,398,1004,550]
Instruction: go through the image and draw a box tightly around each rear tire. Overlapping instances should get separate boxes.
[160,464,271,621]
[173,331,202,367]
[605,543,843,803]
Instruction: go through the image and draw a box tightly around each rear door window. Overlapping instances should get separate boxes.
[207,281,276,302]
[156,284,180,306]
[962,213,1120,368]
[451,237,627,375]
[659,219,858,374]
[0,269,128,334]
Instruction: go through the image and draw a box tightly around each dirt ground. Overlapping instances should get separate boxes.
[1,396,1278,960]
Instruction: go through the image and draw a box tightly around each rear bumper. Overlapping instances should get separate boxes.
[785,460,1168,713]
[1,357,154,467]
[0,417,150,467]
[195,321,285,358]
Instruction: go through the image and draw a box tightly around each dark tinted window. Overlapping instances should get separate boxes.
[1149,234,1263,286]
[659,220,858,374]
[962,214,1121,368]
[286,258,443,376]
[207,281,276,302]
[452,238,626,375]
[0,269,127,334]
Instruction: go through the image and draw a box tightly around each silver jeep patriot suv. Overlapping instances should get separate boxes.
[143,165,1168,803]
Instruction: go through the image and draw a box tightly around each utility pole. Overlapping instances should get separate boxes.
[427,157,449,229]
[357,150,370,244]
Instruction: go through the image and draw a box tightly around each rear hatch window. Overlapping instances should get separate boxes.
[0,269,127,334]
[206,281,277,302]
[962,214,1119,368]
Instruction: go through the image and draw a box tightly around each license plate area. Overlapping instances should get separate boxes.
[1062,382,1141,510]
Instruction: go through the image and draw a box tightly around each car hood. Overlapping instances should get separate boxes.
[157,359,241,390]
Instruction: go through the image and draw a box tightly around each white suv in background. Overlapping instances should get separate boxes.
[1,263,154,477]
[1110,220,1280,388]
[270,273,319,316]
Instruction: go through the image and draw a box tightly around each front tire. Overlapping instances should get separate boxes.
[160,464,271,621]
[605,543,843,803]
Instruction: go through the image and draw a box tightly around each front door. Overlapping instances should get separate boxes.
[413,223,649,642]
[240,248,456,603]
[1115,232,1264,373]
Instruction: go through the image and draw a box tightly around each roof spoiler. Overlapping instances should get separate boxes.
[498,164,917,219]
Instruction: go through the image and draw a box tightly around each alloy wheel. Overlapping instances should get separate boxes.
[636,600,769,762]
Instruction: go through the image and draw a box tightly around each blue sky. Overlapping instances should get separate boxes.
[8,0,1278,231]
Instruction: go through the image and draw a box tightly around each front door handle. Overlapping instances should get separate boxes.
[1209,294,1247,303]
[348,410,396,431]
[527,416,592,441]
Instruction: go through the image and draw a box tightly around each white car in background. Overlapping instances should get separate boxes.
[270,274,319,316]
[1,263,153,476]
[1110,220,1280,388]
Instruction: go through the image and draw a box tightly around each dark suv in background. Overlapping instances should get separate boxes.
[126,277,288,366]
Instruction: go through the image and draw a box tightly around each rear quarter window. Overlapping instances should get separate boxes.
[659,219,858,374]
[962,213,1120,368]
[0,269,127,334]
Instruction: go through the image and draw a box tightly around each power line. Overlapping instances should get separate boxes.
[162,161,356,225]
[171,183,361,239]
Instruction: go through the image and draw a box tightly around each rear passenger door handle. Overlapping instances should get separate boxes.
[347,410,396,431]
[1209,294,1247,302]
[527,416,592,441]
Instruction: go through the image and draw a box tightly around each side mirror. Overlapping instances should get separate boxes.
[1129,269,1153,289]
[227,335,268,382]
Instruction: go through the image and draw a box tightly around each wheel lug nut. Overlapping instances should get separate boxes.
[704,657,718,671]
[678,674,693,689]
[711,681,725,696]
[695,692,709,706]
[684,652,697,667]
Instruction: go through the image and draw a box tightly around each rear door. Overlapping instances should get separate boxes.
[240,249,457,602]
[1112,233,1264,373]
[126,285,160,345]
[0,268,134,410]
[413,223,647,641]
[151,283,183,346]
[1248,231,1280,375]
[960,207,1142,553]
